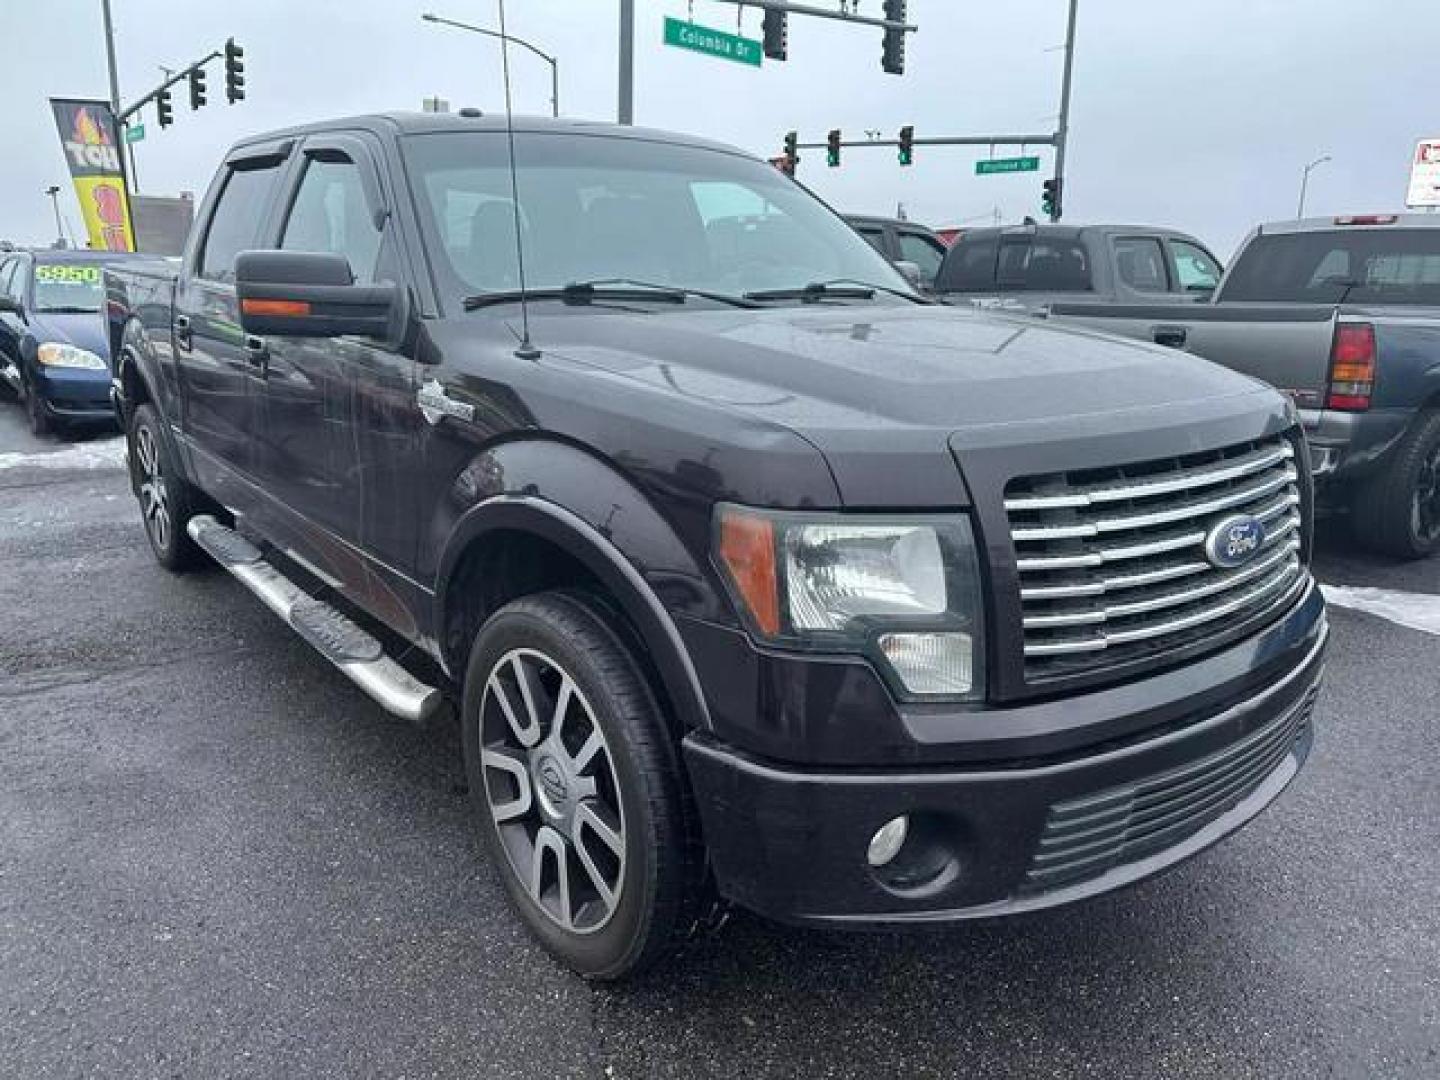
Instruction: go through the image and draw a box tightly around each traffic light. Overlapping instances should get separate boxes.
[783,130,799,171]
[827,129,842,168]
[156,87,174,128]
[188,66,208,110]
[898,125,914,166]
[224,38,245,103]
[881,0,907,75]
[1042,177,1063,219]
[762,10,788,61]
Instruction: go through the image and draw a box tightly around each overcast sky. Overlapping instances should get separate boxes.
[2,0,1435,258]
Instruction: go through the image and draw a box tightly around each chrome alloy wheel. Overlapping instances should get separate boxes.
[479,648,626,934]
[134,423,172,553]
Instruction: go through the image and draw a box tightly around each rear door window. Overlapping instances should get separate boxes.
[199,162,283,282]
[1114,236,1170,293]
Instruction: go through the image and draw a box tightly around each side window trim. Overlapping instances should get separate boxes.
[1166,237,1223,293]
[189,138,295,284]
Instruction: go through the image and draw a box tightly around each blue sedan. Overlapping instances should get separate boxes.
[0,249,140,437]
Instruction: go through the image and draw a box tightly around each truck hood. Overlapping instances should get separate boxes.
[540,301,1259,428]
[25,310,110,359]
[530,302,1282,507]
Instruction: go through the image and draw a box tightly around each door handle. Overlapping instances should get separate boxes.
[173,314,192,350]
[1153,325,1188,349]
[243,335,269,375]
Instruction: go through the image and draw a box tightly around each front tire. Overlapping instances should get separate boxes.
[23,375,52,437]
[462,591,704,980]
[128,403,202,571]
[1352,409,1440,560]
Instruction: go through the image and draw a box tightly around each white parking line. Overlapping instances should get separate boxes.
[0,438,127,473]
[1321,583,1440,638]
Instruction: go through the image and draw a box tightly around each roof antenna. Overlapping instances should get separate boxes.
[497,0,540,360]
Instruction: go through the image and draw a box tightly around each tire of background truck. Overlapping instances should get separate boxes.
[23,374,52,437]
[1351,409,1440,560]
[128,403,203,571]
[462,590,705,980]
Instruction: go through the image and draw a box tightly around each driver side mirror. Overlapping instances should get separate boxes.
[235,250,396,339]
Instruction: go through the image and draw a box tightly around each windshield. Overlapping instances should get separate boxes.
[31,261,108,312]
[1222,228,1440,305]
[402,131,910,309]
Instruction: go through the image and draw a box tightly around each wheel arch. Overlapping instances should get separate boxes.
[436,496,713,735]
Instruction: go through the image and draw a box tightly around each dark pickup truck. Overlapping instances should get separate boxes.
[106,113,1327,980]
[1050,216,1440,559]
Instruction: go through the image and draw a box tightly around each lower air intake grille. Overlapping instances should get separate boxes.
[1022,686,1318,894]
[1005,434,1307,682]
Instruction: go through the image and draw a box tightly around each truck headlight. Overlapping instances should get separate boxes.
[715,506,985,700]
[37,343,106,370]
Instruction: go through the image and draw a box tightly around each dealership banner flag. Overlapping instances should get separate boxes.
[49,98,136,252]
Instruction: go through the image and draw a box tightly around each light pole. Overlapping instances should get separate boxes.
[44,186,65,247]
[618,0,634,125]
[421,12,560,118]
[1297,155,1331,220]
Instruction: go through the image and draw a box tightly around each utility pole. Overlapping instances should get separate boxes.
[618,0,634,124]
[1049,0,1079,222]
[100,0,142,191]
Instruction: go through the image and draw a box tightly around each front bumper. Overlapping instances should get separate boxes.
[33,367,115,424]
[683,590,1327,927]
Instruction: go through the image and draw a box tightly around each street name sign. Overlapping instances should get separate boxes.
[124,123,146,144]
[1406,138,1440,208]
[976,156,1040,176]
[663,17,763,67]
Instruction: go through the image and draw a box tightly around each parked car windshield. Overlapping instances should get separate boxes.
[1222,228,1440,305]
[31,259,110,312]
[402,131,911,308]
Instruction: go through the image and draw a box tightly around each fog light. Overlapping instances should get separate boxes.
[877,631,974,695]
[867,815,910,868]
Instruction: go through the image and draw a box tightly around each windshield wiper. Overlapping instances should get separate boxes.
[465,279,766,311]
[743,279,932,304]
[35,305,101,314]
[464,282,686,311]
[575,278,762,309]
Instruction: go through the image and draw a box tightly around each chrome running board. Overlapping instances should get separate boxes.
[186,514,443,723]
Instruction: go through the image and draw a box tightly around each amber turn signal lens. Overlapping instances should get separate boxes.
[717,509,779,636]
[241,298,311,317]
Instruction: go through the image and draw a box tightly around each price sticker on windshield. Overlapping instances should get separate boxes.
[35,265,102,284]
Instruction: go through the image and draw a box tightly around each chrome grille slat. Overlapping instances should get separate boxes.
[1011,467,1297,541]
[1005,442,1294,512]
[1006,434,1308,681]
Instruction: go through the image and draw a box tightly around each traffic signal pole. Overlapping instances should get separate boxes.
[1050,0,1079,222]
[618,0,634,124]
[794,133,1056,152]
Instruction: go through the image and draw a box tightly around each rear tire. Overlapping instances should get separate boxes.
[128,403,202,571]
[1351,409,1440,560]
[462,591,705,980]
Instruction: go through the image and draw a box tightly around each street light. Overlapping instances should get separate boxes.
[421,12,560,118]
[44,185,65,247]
[1297,155,1332,220]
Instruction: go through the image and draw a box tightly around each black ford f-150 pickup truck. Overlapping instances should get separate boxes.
[105,113,1328,980]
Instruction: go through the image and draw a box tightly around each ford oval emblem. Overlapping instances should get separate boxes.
[1204,514,1266,569]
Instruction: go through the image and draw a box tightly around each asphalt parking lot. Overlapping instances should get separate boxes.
[1,406,1436,1079]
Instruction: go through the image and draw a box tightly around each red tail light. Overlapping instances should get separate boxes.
[1327,323,1376,411]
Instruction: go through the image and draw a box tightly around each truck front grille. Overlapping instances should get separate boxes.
[1005,434,1307,683]
[1021,684,1318,894]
